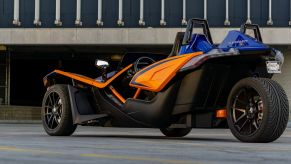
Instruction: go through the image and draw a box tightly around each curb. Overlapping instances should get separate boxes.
[0,120,41,124]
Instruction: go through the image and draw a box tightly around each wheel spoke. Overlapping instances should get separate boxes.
[233,108,247,124]
[44,105,53,110]
[238,119,249,132]
[234,113,247,125]
[253,120,259,130]
[45,112,53,117]
[48,94,54,107]
[52,92,56,105]
[47,114,54,128]
[234,108,246,113]
[53,115,58,125]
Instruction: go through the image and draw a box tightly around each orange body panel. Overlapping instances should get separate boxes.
[129,52,203,92]
[53,64,133,88]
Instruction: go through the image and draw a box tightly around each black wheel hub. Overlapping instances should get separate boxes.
[44,92,63,130]
[232,87,264,135]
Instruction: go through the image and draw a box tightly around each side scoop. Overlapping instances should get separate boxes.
[129,52,203,92]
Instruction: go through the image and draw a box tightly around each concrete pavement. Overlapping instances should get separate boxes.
[0,124,291,164]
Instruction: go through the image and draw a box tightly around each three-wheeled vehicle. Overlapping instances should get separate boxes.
[42,19,288,142]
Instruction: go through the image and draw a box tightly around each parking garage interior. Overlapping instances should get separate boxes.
[3,45,171,106]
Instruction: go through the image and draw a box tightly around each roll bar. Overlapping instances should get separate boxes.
[182,18,213,45]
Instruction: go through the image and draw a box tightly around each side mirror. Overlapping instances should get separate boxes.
[95,59,109,82]
[95,59,109,68]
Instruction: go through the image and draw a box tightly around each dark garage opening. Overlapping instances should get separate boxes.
[9,45,171,106]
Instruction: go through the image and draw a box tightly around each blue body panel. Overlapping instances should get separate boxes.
[218,30,269,51]
[178,30,270,55]
[179,34,214,54]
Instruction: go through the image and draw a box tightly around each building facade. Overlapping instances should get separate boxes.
[0,0,291,110]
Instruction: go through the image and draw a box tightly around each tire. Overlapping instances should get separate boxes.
[160,128,192,137]
[227,77,289,142]
[42,84,77,136]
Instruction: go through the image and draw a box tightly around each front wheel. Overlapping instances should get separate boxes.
[42,84,77,136]
[227,78,289,142]
[160,128,192,137]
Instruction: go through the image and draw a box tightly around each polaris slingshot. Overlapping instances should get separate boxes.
[42,19,288,142]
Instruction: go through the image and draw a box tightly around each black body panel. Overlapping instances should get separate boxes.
[123,81,181,128]
[93,88,150,128]
[67,85,109,124]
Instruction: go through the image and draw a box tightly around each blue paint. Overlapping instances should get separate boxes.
[179,30,269,55]
[218,30,269,52]
[179,34,214,54]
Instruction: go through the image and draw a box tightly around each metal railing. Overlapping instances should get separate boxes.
[7,0,291,27]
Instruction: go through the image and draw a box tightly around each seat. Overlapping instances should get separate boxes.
[178,34,214,54]
[168,32,185,58]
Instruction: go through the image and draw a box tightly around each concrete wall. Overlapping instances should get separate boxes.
[273,51,291,114]
[0,28,291,45]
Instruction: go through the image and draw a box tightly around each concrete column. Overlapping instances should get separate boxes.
[181,0,187,25]
[7,52,10,105]
[75,0,82,26]
[246,0,251,24]
[54,0,62,26]
[160,0,166,26]
[273,51,291,119]
[13,0,21,26]
[96,0,103,26]
[224,0,230,26]
[267,0,273,25]
[139,0,145,26]
[117,0,124,26]
[204,0,207,19]
[33,0,41,26]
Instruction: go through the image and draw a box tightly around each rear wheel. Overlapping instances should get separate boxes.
[227,78,289,142]
[160,128,192,137]
[42,84,77,136]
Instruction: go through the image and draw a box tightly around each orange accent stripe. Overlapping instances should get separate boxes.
[53,64,133,88]
[109,85,126,103]
[133,88,142,99]
[216,109,227,118]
